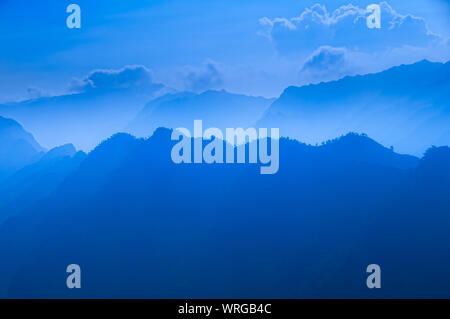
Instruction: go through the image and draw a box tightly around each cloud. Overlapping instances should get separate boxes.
[302,46,348,72]
[300,46,355,81]
[70,65,163,93]
[183,60,224,92]
[259,2,441,56]
[259,2,450,86]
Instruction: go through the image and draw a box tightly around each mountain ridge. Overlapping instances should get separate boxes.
[128,90,275,138]
[0,116,45,182]
[258,60,450,155]
[0,125,448,298]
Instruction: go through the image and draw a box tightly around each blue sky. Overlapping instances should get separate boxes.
[0,0,449,102]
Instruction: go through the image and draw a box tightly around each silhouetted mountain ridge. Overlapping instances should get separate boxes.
[0,116,45,182]
[128,90,274,137]
[258,60,450,155]
[0,142,86,222]
[0,127,448,298]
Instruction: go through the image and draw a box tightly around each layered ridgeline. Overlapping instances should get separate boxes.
[130,60,449,155]
[0,128,449,298]
[0,117,86,222]
[1,60,448,155]
[258,60,450,155]
[0,144,86,222]
[128,90,274,137]
[0,84,164,151]
[0,116,45,182]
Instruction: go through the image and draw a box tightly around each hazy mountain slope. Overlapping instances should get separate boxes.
[49,133,143,203]
[0,116,44,182]
[0,144,86,222]
[128,90,274,137]
[0,87,161,151]
[258,60,450,155]
[2,130,449,298]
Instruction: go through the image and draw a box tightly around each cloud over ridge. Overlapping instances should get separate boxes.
[182,60,224,93]
[300,45,356,82]
[259,2,441,55]
[70,65,163,93]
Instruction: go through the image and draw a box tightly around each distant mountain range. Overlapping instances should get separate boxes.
[258,60,450,155]
[0,60,449,298]
[0,143,86,222]
[0,117,86,223]
[1,60,448,156]
[128,89,274,137]
[0,87,161,150]
[0,116,44,182]
[0,127,449,298]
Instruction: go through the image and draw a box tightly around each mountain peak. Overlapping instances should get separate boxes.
[259,60,450,155]
[41,144,77,161]
[0,117,45,181]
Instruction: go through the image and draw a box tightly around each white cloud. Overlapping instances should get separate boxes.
[300,46,356,82]
[259,2,442,55]
[258,2,450,86]
[69,65,163,93]
[182,60,224,93]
